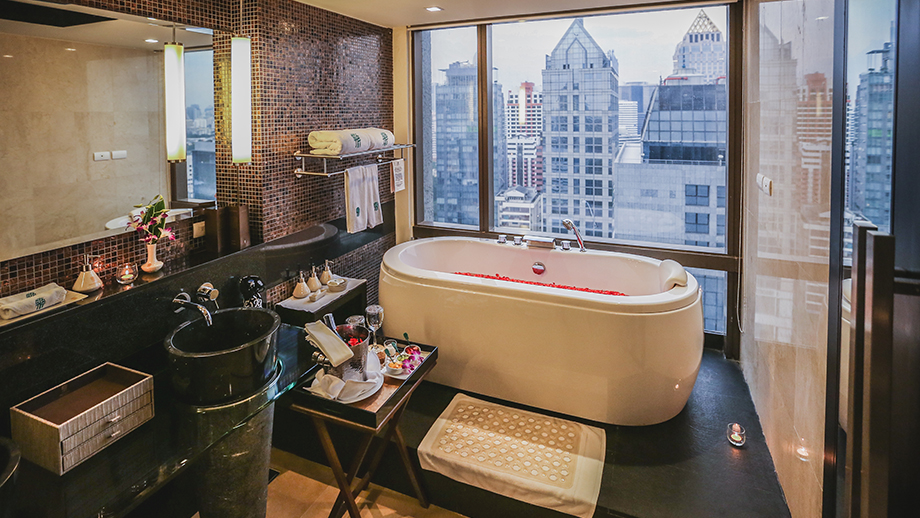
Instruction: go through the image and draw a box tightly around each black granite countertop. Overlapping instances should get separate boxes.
[8,324,315,518]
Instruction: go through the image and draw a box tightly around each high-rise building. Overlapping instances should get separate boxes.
[432,60,508,226]
[672,10,726,83]
[506,81,543,139]
[849,41,894,232]
[541,18,620,238]
[506,136,543,191]
[618,100,639,143]
[495,186,543,230]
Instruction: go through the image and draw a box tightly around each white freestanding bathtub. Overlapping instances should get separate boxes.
[379,237,704,426]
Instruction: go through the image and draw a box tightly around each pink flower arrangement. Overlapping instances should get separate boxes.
[126,195,177,244]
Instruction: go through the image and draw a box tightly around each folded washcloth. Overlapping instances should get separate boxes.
[304,321,353,367]
[309,350,382,401]
[345,166,369,233]
[363,164,383,229]
[0,283,67,320]
[363,128,395,149]
[308,129,373,156]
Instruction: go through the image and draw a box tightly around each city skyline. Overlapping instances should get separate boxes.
[428,7,727,90]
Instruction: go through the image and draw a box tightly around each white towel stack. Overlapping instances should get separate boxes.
[344,164,383,233]
[308,128,396,156]
[0,283,67,320]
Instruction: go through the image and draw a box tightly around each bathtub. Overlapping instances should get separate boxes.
[379,237,704,426]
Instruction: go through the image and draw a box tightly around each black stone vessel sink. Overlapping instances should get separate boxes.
[0,437,19,518]
[166,308,280,406]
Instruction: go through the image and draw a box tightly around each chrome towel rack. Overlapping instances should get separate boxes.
[293,144,414,178]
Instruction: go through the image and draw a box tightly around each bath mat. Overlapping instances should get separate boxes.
[418,394,606,518]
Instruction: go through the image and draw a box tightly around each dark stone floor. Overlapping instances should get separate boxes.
[273,349,791,518]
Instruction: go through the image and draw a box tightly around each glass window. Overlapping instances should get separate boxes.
[417,27,480,227]
[185,49,216,200]
[685,184,710,206]
[685,212,709,234]
[717,185,726,207]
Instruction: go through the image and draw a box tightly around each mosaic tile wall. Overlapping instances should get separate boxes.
[1,0,396,299]
[265,233,397,306]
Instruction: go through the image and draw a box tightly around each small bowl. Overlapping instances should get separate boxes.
[386,362,406,376]
[327,278,347,292]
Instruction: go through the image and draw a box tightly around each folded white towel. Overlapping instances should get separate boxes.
[308,130,373,156]
[345,166,369,233]
[0,283,67,320]
[364,164,383,229]
[363,128,395,149]
[304,321,353,367]
[309,351,382,401]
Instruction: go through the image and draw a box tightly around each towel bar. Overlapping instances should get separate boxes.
[293,144,414,178]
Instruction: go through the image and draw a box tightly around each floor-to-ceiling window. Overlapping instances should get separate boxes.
[413,4,740,338]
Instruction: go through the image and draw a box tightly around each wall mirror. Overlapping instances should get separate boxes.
[0,0,215,262]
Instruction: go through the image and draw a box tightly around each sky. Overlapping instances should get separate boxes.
[429,6,727,91]
[185,49,214,111]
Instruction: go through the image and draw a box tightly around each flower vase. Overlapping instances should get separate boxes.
[141,243,164,273]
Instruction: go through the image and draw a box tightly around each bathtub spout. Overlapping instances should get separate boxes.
[561,219,586,252]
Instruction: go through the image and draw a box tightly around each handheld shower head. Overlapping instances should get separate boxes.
[561,219,586,252]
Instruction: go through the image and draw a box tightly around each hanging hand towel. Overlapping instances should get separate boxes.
[308,130,371,156]
[0,283,67,320]
[345,166,368,233]
[363,164,383,229]
[363,128,396,150]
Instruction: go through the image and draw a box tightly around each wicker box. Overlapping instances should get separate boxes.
[11,363,154,475]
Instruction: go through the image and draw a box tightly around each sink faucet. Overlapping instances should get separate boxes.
[173,292,213,326]
[561,219,586,252]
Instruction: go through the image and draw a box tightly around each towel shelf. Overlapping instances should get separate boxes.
[293,144,414,178]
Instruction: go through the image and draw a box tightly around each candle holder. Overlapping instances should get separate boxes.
[727,423,746,447]
[115,263,139,285]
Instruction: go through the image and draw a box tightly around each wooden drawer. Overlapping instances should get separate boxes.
[11,363,154,475]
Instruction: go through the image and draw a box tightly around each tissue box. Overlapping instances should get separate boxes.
[11,363,153,475]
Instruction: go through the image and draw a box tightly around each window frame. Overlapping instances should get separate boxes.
[409,2,743,355]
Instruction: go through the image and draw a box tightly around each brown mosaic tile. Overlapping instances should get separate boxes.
[1,0,396,299]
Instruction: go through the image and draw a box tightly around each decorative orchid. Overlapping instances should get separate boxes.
[126,195,176,244]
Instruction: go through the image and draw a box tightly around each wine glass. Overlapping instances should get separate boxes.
[365,305,384,346]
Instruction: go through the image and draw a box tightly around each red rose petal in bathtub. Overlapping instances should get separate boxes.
[454,272,627,296]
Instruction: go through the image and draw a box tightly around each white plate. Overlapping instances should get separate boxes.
[384,351,429,380]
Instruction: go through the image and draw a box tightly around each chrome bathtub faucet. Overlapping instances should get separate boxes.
[561,219,586,252]
[173,291,213,326]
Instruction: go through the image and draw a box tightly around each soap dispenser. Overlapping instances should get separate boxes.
[320,259,333,285]
[72,254,103,293]
[293,270,310,299]
[307,266,322,292]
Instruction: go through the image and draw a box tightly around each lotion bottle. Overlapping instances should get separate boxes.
[307,266,322,292]
[72,255,103,293]
[320,259,333,285]
[293,270,310,298]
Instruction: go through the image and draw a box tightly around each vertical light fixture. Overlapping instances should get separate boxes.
[231,0,252,163]
[164,25,186,161]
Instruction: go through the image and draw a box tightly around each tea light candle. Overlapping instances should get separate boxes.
[115,263,138,285]
[727,423,746,447]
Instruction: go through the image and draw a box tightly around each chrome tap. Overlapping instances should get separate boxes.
[561,219,586,252]
[196,282,220,309]
[173,292,213,326]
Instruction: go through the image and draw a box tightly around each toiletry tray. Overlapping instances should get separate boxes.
[11,363,154,475]
[288,339,437,429]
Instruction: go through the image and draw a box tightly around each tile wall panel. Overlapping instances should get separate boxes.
[1,0,396,299]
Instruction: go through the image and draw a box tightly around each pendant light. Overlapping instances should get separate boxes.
[231,0,252,163]
[164,24,186,162]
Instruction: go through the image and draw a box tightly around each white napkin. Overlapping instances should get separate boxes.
[0,283,67,320]
[309,351,382,401]
[304,321,353,367]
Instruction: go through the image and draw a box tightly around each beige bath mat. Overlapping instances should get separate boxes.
[418,393,606,518]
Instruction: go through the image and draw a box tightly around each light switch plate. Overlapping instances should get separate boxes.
[93,151,111,161]
[193,221,206,238]
[111,150,127,160]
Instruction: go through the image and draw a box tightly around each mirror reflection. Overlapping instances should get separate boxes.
[0,0,213,261]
